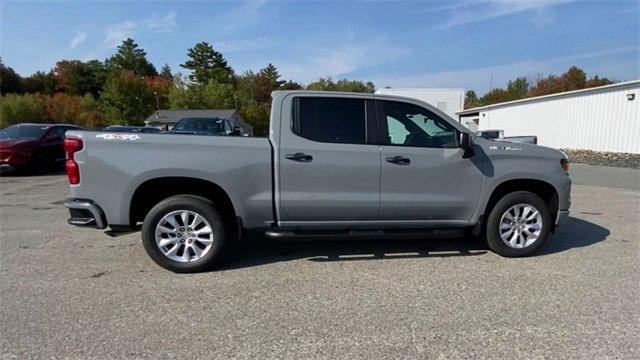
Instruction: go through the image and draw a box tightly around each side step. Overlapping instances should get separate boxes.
[265,228,463,241]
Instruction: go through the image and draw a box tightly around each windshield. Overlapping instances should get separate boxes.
[172,118,226,134]
[0,125,48,139]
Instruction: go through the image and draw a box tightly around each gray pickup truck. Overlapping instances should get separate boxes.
[65,91,571,272]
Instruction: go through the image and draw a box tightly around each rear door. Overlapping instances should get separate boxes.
[377,100,483,222]
[278,95,381,222]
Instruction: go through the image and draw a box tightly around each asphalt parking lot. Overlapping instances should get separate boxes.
[1,164,639,359]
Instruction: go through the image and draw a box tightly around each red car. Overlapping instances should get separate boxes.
[0,123,82,174]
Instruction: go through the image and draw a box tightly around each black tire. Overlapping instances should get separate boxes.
[485,191,551,257]
[141,195,227,273]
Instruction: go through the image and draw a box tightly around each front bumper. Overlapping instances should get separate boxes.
[65,198,107,229]
[1,151,30,166]
[556,209,570,226]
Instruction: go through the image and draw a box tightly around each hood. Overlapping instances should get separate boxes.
[0,138,40,150]
[475,137,566,160]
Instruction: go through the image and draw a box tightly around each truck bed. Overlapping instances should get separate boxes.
[66,131,273,228]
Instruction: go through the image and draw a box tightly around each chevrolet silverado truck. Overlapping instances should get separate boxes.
[64,91,571,272]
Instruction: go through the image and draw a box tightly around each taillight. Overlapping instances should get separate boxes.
[64,138,83,184]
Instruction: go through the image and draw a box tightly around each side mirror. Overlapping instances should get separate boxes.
[232,126,243,136]
[460,132,475,158]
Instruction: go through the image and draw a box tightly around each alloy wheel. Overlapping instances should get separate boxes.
[154,210,215,262]
[499,203,543,249]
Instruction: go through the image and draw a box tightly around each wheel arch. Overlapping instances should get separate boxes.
[483,178,559,226]
[129,177,240,235]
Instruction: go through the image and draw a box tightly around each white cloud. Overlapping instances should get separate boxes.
[439,0,575,29]
[142,11,178,32]
[103,21,136,48]
[67,30,88,50]
[276,36,410,84]
[371,46,639,93]
[103,11,177,48]
[208,0,269,34]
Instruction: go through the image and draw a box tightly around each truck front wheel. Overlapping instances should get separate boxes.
[141,195,227,273]
[485,191,551,257]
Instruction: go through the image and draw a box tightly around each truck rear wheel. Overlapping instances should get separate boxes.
[485,191,551,257]
[141,195,227,273]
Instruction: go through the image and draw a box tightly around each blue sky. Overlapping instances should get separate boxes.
[1,0,638,94]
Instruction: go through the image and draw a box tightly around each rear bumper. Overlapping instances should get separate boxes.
[556,209,570,226]
[65,198,107,229]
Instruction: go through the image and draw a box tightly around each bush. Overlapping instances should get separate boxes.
[0,93,46,127]
[239,102,269,137]
[44,93,81,124]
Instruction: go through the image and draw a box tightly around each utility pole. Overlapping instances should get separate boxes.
[154,92,160,120]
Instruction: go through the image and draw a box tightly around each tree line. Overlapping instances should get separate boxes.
[0,38,375,135]
[0,39,617,133]
[464,66,615,109]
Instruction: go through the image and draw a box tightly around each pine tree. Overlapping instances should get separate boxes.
[464,90,479,109]
[260,63,285,89]
[105,38,157,77]
[180,42,233,85]
[160,64,173,79]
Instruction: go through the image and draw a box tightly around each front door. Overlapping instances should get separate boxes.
[278,95,381,222]
[377,100,483,222]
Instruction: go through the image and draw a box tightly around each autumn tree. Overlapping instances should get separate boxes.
[528,75,562,97]
[560,66,586,91]
[53,60,106,97]
[181,42,233,85]
[480,88,510,105]
[105,38,157,77]
[585,75,614,88]
[44,93,81,124]
[528,66,612,97]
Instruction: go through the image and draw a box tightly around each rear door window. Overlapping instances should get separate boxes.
[292,97,366,144]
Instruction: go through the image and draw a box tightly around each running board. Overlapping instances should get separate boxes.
[264,228,463,241]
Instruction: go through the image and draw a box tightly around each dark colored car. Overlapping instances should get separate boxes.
[169,117,244,136]
[0,123,82,174]
[103,125,162,133]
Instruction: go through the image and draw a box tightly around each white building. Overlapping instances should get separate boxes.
[458,80,640,154]
[375,88,464,120]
